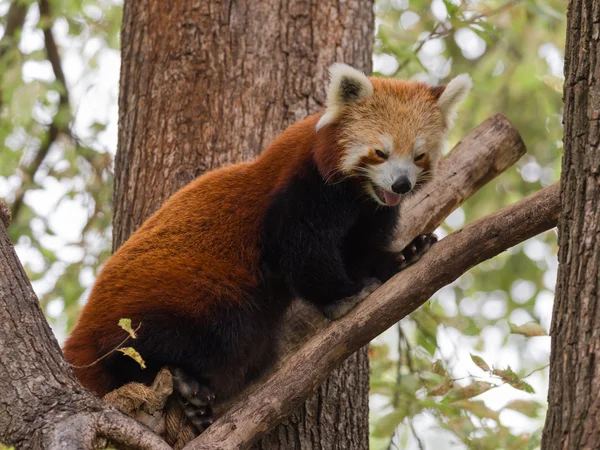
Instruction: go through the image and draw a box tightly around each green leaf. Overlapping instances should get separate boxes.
[443,381,493,403]
[504,399,544,418]
[118,347,146,369]
[509,321,547,337]
[90,121,108,133]
[470,354,491,372]
[454,400,500,421]
[493,366,535,393]
[118,318,137,339]
[428,378,453,397]
[372,409,408,438]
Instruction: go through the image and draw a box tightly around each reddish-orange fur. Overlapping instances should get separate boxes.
[64,114,325,395]
[63,75,452,397]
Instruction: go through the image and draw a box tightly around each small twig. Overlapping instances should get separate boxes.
[410,420,426,450]
[70,323,142,369]
[0,1,30,110]
[449,363,550,396]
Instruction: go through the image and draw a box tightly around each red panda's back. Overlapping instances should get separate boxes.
[63,114,320,395]
[64,161,275,390]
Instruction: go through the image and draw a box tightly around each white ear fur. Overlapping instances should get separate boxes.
[316,63,374,130]
[437,74,472,124]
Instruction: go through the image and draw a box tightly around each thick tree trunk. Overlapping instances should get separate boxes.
[542,0,600,448]
[114,0,374,448]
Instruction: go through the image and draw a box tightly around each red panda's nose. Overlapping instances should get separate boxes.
[392,177,412,194]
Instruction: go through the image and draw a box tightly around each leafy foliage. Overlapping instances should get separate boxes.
[0,0,120,338]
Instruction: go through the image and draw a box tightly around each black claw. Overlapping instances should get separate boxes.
[398,233,437,270]
[171,367,215,433]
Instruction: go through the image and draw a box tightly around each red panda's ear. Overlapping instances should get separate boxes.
[432,74,472,125]
[316,63,373,131]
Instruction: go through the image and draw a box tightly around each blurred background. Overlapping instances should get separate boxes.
[0,0,565,448]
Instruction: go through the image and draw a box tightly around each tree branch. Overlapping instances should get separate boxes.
[391,112,526,251]
[0,0,28,52]
[49,411,170,450]
[186,183,560,450]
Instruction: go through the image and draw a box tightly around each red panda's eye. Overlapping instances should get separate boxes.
[375,149,388,160]
[414,153,426,162]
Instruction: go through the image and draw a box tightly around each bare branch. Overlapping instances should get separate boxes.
[49,411,171,450]
[39,0,68,90]
[186,183,560,450]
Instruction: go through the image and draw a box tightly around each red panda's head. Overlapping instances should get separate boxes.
[314,63,471,207]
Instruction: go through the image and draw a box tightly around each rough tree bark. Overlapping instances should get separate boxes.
[0,201,171,450]
[542,0,600,448]
[114,1,374,448]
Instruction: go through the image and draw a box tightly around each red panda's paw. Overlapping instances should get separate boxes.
[397,234,438,270]
[171,367,215,433]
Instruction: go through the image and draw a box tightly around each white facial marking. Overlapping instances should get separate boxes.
[360,155,424,206]
[379,133,394,154]
[341,144,370,172]
[341,133,394,173]
[413,137,425,155]
[374,156,422,192]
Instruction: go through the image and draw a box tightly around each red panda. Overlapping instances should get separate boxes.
[63,63,471,430]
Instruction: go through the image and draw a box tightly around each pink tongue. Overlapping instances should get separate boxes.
[383,191,400,206]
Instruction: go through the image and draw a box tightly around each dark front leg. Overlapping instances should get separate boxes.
[286,245,374,319]
[372,234,438,282]
[321,278,382,319]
